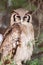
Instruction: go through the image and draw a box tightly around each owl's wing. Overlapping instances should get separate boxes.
[0,25,21,62]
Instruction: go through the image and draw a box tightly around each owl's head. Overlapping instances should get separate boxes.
[10,8,33,26]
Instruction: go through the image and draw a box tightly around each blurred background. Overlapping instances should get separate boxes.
[0,0,43,65]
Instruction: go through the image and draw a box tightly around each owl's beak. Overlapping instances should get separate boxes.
[21,18,23,23]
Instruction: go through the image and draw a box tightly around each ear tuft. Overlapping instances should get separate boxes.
[11,10,15,14]
[11,10,19,15]
[25,11,33,15]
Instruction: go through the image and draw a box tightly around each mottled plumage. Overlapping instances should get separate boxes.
[0,8,35,65]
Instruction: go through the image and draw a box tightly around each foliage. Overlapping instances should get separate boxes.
[11,0,26,9]
[0,61,2,65]
[26,58,40,65]
[0,0,37,11]
[11,0,37,11]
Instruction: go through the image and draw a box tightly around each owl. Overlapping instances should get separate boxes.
[0,8,35,65]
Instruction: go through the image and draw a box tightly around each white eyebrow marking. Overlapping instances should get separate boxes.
[21,18,23,22]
